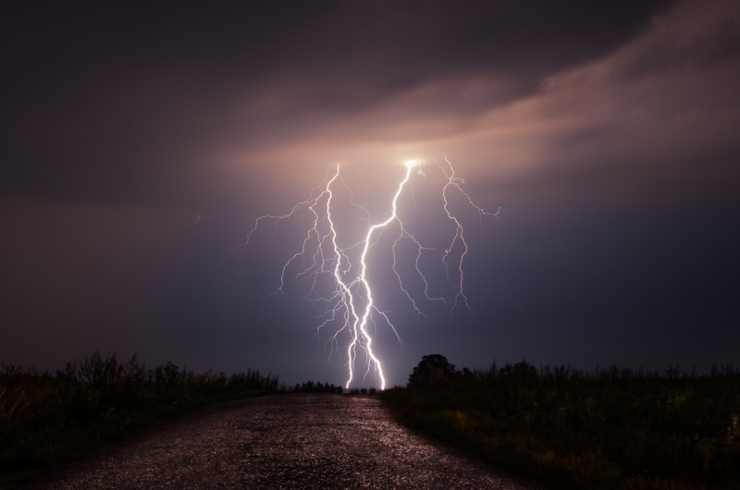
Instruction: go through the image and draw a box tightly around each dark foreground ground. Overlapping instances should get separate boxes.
[27,395,535,489]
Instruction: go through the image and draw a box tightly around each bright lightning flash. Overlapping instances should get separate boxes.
[246,158,496,389]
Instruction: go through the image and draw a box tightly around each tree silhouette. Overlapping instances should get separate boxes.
[408,354,456,389]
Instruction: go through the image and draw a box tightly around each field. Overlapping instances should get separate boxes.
[382,357,740,489]
[0,353,279,481]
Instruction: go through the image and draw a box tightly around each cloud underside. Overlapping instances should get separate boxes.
[4,0,738,207]
[231,1,739,194]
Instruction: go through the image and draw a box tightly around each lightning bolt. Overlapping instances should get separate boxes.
[440,156,500,310]
[247,157,496,389]
[346,160,419,389]
[323,166,369,390]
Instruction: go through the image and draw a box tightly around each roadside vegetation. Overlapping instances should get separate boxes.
[291,381,344,393]
[0,353,279,482]
[382,355,740,489]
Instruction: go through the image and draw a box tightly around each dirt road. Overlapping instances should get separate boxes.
[39,395,535,489]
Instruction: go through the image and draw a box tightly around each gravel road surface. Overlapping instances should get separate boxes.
[37,395,536,489]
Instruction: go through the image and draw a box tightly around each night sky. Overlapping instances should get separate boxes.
[2,1,739,387]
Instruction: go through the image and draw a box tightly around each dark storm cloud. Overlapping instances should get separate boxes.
[2,1,672,205]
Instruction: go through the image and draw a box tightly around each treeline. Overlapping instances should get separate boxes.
[383,355,740,489]
[291,380,343,393]
[0,353,279,479]
[289,381,379,395]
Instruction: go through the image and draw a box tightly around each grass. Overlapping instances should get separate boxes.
[0,353,279,483]
[382,360,740,489]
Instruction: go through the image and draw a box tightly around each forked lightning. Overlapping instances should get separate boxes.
[246,158,495,389]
